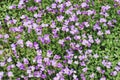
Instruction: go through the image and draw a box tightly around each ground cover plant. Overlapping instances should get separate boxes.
[0,0,120,80]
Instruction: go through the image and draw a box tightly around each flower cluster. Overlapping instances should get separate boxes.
[0,0,119,80]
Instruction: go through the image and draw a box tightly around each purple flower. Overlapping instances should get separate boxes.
[11,43,16,50]
[54,55,61,59]
[0,34,3,38]
[100,18,107,23]
[0,62,5,67]
[53,76,60,80]
[68,59,73,64]
[90,73,95,78]
[63,67,71,75]
[33,42,39,49]
[15,34,21,39]
[41,74,47,79]
[96,66,101,71]
[66,1,71,7]
[80,61,86,66]
[50,21,56,28]
[16,78,21,80]
[102,60,112,68]
[0,50,3,55]
[100,76,106,80]
[47,50,53,57]
[57,15,64,22]
[16,62,25,70]
[34,0,41,3]
[115,66,120,71]
[23,58,29,64]
[5,15,10,20]
[51,60,57,67]
[82,67,88,72]
[17,39,24,47]
[87,10,95,16]
[76,10,81,15]
[100,12,109,17]
[9,5,16,9]
[105,30,111,34]
[115,0,120,3]
[26,41,33,48]
[95,38,101,44]
[84,22,89,27]
[74,35,80,40]
[111,71,117,76]
[81,2,88,8]
[65,9,73,15]
[7,71,13,77]
[93,54,99,58]
[58,39,65,46]
[0,72,4,78]
[118,62,120,66]
[7,57,12,62]
[73,74,77,79]
[51,3,57,8]
[27,6,38,12]
[101,5,111,12]
[33,71,40,77]
[93,23,101,30]
[117,10,120,15]
[43,34,51,44]
[69,14,78,22]
[82,40,91,47]
[97,31,103,36]
[4,34,9,39]
[7,64,15,71]
[55,0,62,3]
[107,20,114,27]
